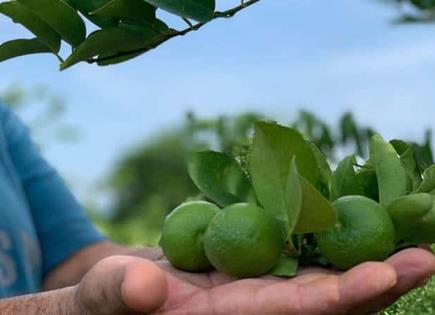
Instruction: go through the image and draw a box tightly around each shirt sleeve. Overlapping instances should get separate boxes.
[0,104,106,276]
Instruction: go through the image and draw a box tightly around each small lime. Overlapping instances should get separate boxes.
[203,203,283,278]
[160,201,220,272]
[316,196,395,270]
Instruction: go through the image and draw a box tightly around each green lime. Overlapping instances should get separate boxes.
[203,203,283,278]
[160,201,220,272]
[316,196,395,270]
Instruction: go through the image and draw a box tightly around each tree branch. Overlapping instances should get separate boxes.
[89,0,262,64]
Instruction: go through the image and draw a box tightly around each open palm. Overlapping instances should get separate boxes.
[83,247,434,315]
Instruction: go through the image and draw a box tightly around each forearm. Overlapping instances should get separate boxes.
[0,286,77,315]
[43,241,163,290]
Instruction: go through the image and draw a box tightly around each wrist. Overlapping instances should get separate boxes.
[64,285,86,315]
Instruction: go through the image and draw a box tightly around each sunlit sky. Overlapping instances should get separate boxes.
[1,0,434,202]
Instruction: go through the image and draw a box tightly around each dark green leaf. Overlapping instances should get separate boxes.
[417,165,435,193]
[370,134,408,206]
[270,254,298,278]
[390,140,423,192]
[95,21,173,66]
[64,0,118,28]
[91,0,156,24]
[331,155,364,201]
[0,38,51,63]
[188,151,254,207]
[401,146,423,192]
[355,166,379,201]
[410,0,435,10]
[60,27,148,70]
[97,51,144,66]
[390,139,410,156]
[414,131,434,174]
[144,0,215,22]
[294,176,337,233]
[17,0,86,47]
[0,1,60,52]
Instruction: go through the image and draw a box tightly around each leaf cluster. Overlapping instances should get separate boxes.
[386,0,435,23]
[0,0,260,69]
[187,120,435,276]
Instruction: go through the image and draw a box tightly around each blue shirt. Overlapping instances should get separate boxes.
[0,103,105,298]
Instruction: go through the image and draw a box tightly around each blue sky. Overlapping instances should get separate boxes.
[0,0,434,202]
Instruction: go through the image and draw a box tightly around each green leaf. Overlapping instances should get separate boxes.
[144,0,215,22]
[249,121,317,234]
[414,133,434,174]
[331,155,364,201]
[0,1,60,52]
[64,0,118,28]
[91,0,156,24]
[285,159,302,236]
[270,254,298,278]
[309,143,332,198]
[390,139,410,156]
[410,0,435,10]
[17,0,86,47]
[0,38,51,63]
[294,176,337,233]
[95,21,172,66]
[60,27,148,70]
[390,140,423,192]
[387,193,435,243]
[188,151,255,207]
[417,165,435,193]
[355,165,379,201]
[370,134,408,206]
[401,146,423,192]
[96,51,144,66]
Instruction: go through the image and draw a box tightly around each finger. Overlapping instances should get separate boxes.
[77,256,168,315]
[385,248,435,297]
[122,258,168,313]
[316,262,396,314]
[297,266,341,276]
[418,244,434,253]
[348,248,435,314]
[156,260,234,288]
[250,262,396,315]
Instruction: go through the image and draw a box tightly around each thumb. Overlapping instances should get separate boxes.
[77,256,168,315]
[122,257,168,312]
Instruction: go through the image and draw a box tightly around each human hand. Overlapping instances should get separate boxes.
[74,247,435,315]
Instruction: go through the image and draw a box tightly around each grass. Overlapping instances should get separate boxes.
[381,245,435,315]
[381,277,435,314]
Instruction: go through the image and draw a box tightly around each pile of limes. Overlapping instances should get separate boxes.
[160,201,283,277]
[159,121,435,278]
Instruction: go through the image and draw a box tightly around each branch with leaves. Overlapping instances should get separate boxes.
[386,0,435,23]
[0,0,262,70]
